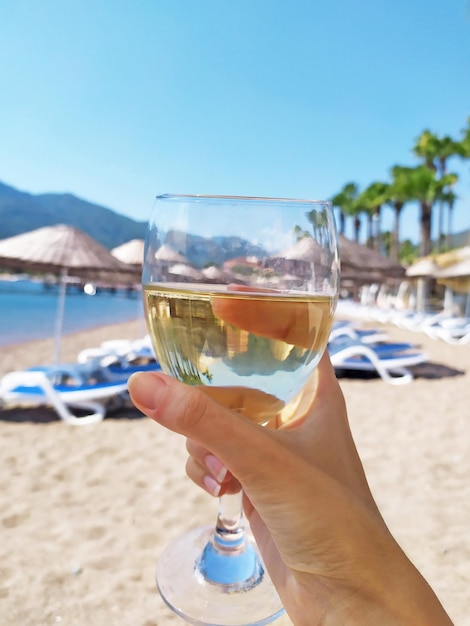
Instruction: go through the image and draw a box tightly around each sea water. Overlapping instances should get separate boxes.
[0,277,143,346]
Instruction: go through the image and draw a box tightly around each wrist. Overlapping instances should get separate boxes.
[329,558,453,626]
[283,552,453,626]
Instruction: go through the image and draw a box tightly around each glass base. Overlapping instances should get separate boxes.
[156,525,285,626]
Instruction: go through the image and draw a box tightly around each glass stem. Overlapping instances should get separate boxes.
[214,492,245,549]
[197,491,263,587]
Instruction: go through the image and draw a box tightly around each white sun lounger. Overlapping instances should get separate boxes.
[329,338,428,385]
[77,335,156,367]
[329,322,390,345]
[0,365,129,425]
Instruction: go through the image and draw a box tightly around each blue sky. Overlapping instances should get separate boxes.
[1,0,469,245]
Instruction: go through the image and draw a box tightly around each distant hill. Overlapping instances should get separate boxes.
[2,179,468,262]
[0,180,147,249]
[0,181,268,266]
[166,230,266,268]
[450,229,470,248]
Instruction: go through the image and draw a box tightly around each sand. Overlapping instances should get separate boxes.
[0,319,469,625]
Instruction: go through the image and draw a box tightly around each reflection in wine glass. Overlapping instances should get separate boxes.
[142,195,339,625]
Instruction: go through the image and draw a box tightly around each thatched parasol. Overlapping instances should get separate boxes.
[435,246,470,269]
[111,239,145,267]
[168,263,204,281]
[202,265,230,282]
[339,235,405,279]
[277,235,404,280]
[437,258,470,279]
[406,247,470,311]
[0,224,132,275]
[406,258,439,278]
[435,248,470,295]
[280,236,322,261]
[266,236,324,286]
[406,247,470,280]
[0,224,137,362]
[154,244,188,263]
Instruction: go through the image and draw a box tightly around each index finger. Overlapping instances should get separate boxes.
[212,285,335,350]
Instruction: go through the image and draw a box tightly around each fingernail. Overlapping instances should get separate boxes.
[203,475,221,497]
[128,372,169,412]
[205,455,228,483]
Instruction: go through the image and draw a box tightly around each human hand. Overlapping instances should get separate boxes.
[128,352,452,625]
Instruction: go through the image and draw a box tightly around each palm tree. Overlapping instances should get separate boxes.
[353,191,374,247]
[443,190,457,249]
[434,135,465,250]
[348,195,364,244]
[460,117,470,158]
[356,181,390,253]
[330,182,359,239]
[405,165,458,257]
[305,208,330,247]
[449,118,470,247]
[400,164,457,312]
[413,129,464,250]
[387,166,415,263]
[412,129,439,171]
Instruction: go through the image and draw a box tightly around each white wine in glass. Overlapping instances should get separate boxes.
[142,195,339,625]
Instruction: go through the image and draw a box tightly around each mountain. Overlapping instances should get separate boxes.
[450,229,470,249]
[166,230,267,268]
[7,178,465,267]
[0,181,268,265]
[0,180,147,249]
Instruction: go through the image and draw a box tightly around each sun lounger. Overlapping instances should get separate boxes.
[76,335,161,383]
[77,335,156,367]
[103,359,161,381]
[329,337,428,385]
[330,321,390,345]
[0,363,130,425]
[428,319,470,345]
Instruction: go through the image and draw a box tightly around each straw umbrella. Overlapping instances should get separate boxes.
[266,236,324,284]
[111,239,145,267]
[267,235,405,296]
[0,224,137,362]
[406,247,470,313]
[202,265,231,283]
[338,235,405,279]
[437,258,470,282]
[405,258,439,313]
[435,249,470,316]
[168,263,204,282]
[405,257,439,278]
[278,234,405,279]
[281,236,323,261]
[155,244,188,263]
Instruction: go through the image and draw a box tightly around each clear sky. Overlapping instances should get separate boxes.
[1,0,469,245]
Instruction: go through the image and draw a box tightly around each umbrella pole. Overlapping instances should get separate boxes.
[443,286,454,314]
[416,278,428,313]
[54,268,67,364]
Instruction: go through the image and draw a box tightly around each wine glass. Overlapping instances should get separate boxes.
[142,194,339,625]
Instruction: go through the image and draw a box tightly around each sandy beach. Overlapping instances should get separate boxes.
[0,318,469,625]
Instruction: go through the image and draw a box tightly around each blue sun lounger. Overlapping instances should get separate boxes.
[0,358,160,425]
[329,337,428,385]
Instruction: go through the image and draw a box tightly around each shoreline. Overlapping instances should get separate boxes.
[0,316,143,350]
[0,319,146,379]
[0,318,469,624]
